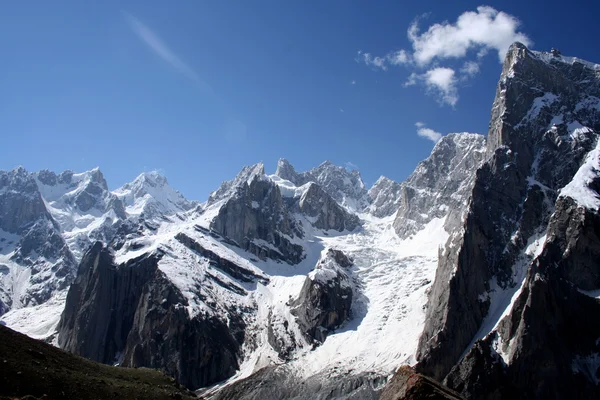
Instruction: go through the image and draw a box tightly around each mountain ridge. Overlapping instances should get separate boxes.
[0,43,598,399]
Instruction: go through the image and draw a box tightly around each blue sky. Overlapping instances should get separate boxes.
[1,1,599,200]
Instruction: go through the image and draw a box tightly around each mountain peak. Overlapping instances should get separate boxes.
[132,171,169,188]
[208,162,266,205]
[275,158,301,184]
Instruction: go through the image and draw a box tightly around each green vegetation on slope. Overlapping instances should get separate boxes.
[0,325,196,400]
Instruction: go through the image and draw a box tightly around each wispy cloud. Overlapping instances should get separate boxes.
[415,122,442,143]
[345,161,359,170]
[125,14,202,84]
[357,6,532,106]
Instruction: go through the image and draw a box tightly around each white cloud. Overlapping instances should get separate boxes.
[126,14,202,83]
[461,61,480,77]
[415,122,442,143]
[405,67,458,106]
[357,7,532,106]
[409,6,532,65]
[351,80,356,85]
[358,51,388,70]
[404,72,419,87]
[388,49,411,66]
[357,49,411,70]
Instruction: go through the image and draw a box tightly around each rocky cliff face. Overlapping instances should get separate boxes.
[291,249,353,343]
[0,167,76,313]
[415,42,600,398]
[297,183,361,232]
[58,242,244,388]
[367,176,403,218]
[393,133,486,239]
[209,164,305,264]
[275,159,370,211]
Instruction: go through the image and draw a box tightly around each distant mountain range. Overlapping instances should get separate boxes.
[1,43,599,399]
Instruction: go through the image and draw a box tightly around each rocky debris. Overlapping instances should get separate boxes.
[298,183,360,232]
[380,366,464,400]
[211,365,385,400]
[416,42,600,397]
[58,242,243,389]
[367,176,403,218]
[393,133,486,239]
[210,168,305,264]
[290,249,353,343]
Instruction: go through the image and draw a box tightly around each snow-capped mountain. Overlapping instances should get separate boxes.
[0,167,205,339]
[0,42,599,400]
[275,159,370,211]
[35,168,126,260]
[114,171,198,219]
[0,168,76,317]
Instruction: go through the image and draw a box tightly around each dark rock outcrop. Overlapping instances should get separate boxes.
[380,366,464,400]
[298,183,360,232]
[0,167,76,311]
[416,42,600,397]
[393,133,486,239]
[210,168,304,264]
[291,249,353,343]
[211,365,385,400]
[275,159,369,211]
[58,242,243,389]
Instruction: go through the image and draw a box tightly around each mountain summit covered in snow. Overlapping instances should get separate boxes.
[1,43,600,399]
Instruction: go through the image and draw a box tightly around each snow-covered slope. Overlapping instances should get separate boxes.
[35,168,125,260]
[114,171,198,218]
[0,155,471,396]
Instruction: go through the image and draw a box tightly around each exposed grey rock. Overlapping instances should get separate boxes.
[275,160,369,211]
[298,183,360,231]
[367,176,403,218]
[275,158,302,185]
[290,249,353,343]
[58,242,243,389]
[393,133,486,239]
[35,168,126,219]
[210,168,305,264]
[175,232,268,284]
[0,167,76,312]
[211,365,385,400]
[416,42,600,396]
[0,167,53,234]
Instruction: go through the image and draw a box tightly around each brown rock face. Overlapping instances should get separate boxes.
[380,366,464,400]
